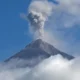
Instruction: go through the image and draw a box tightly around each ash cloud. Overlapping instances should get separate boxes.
[27,0,53,39]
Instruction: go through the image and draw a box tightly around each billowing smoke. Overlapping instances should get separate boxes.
[27,0,53,39]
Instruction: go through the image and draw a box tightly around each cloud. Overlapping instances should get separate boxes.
[56,0,80,15]
[1,55,80,80]
[51,0,80,28]
[17,55,80,80]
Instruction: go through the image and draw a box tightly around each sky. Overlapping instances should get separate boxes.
[0,0,80,61]
[0,0,32,61]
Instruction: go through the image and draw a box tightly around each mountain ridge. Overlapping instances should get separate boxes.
[5,39,74,67]
[6,39,74,61]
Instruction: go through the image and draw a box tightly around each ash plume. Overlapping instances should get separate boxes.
[27,0,53,39]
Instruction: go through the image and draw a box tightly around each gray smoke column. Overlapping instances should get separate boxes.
[27,0,53,39]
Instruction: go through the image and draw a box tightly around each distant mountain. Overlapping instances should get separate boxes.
[5,39,74,67]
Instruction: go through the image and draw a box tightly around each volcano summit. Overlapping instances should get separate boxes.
[6,39,74,67]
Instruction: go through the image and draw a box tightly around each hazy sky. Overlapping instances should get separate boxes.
[0,0,80,61]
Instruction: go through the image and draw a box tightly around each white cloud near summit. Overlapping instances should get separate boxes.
[0,55,80,80]
[22,55,80,80]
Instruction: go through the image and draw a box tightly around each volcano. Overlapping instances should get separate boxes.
[5,39,74,67]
